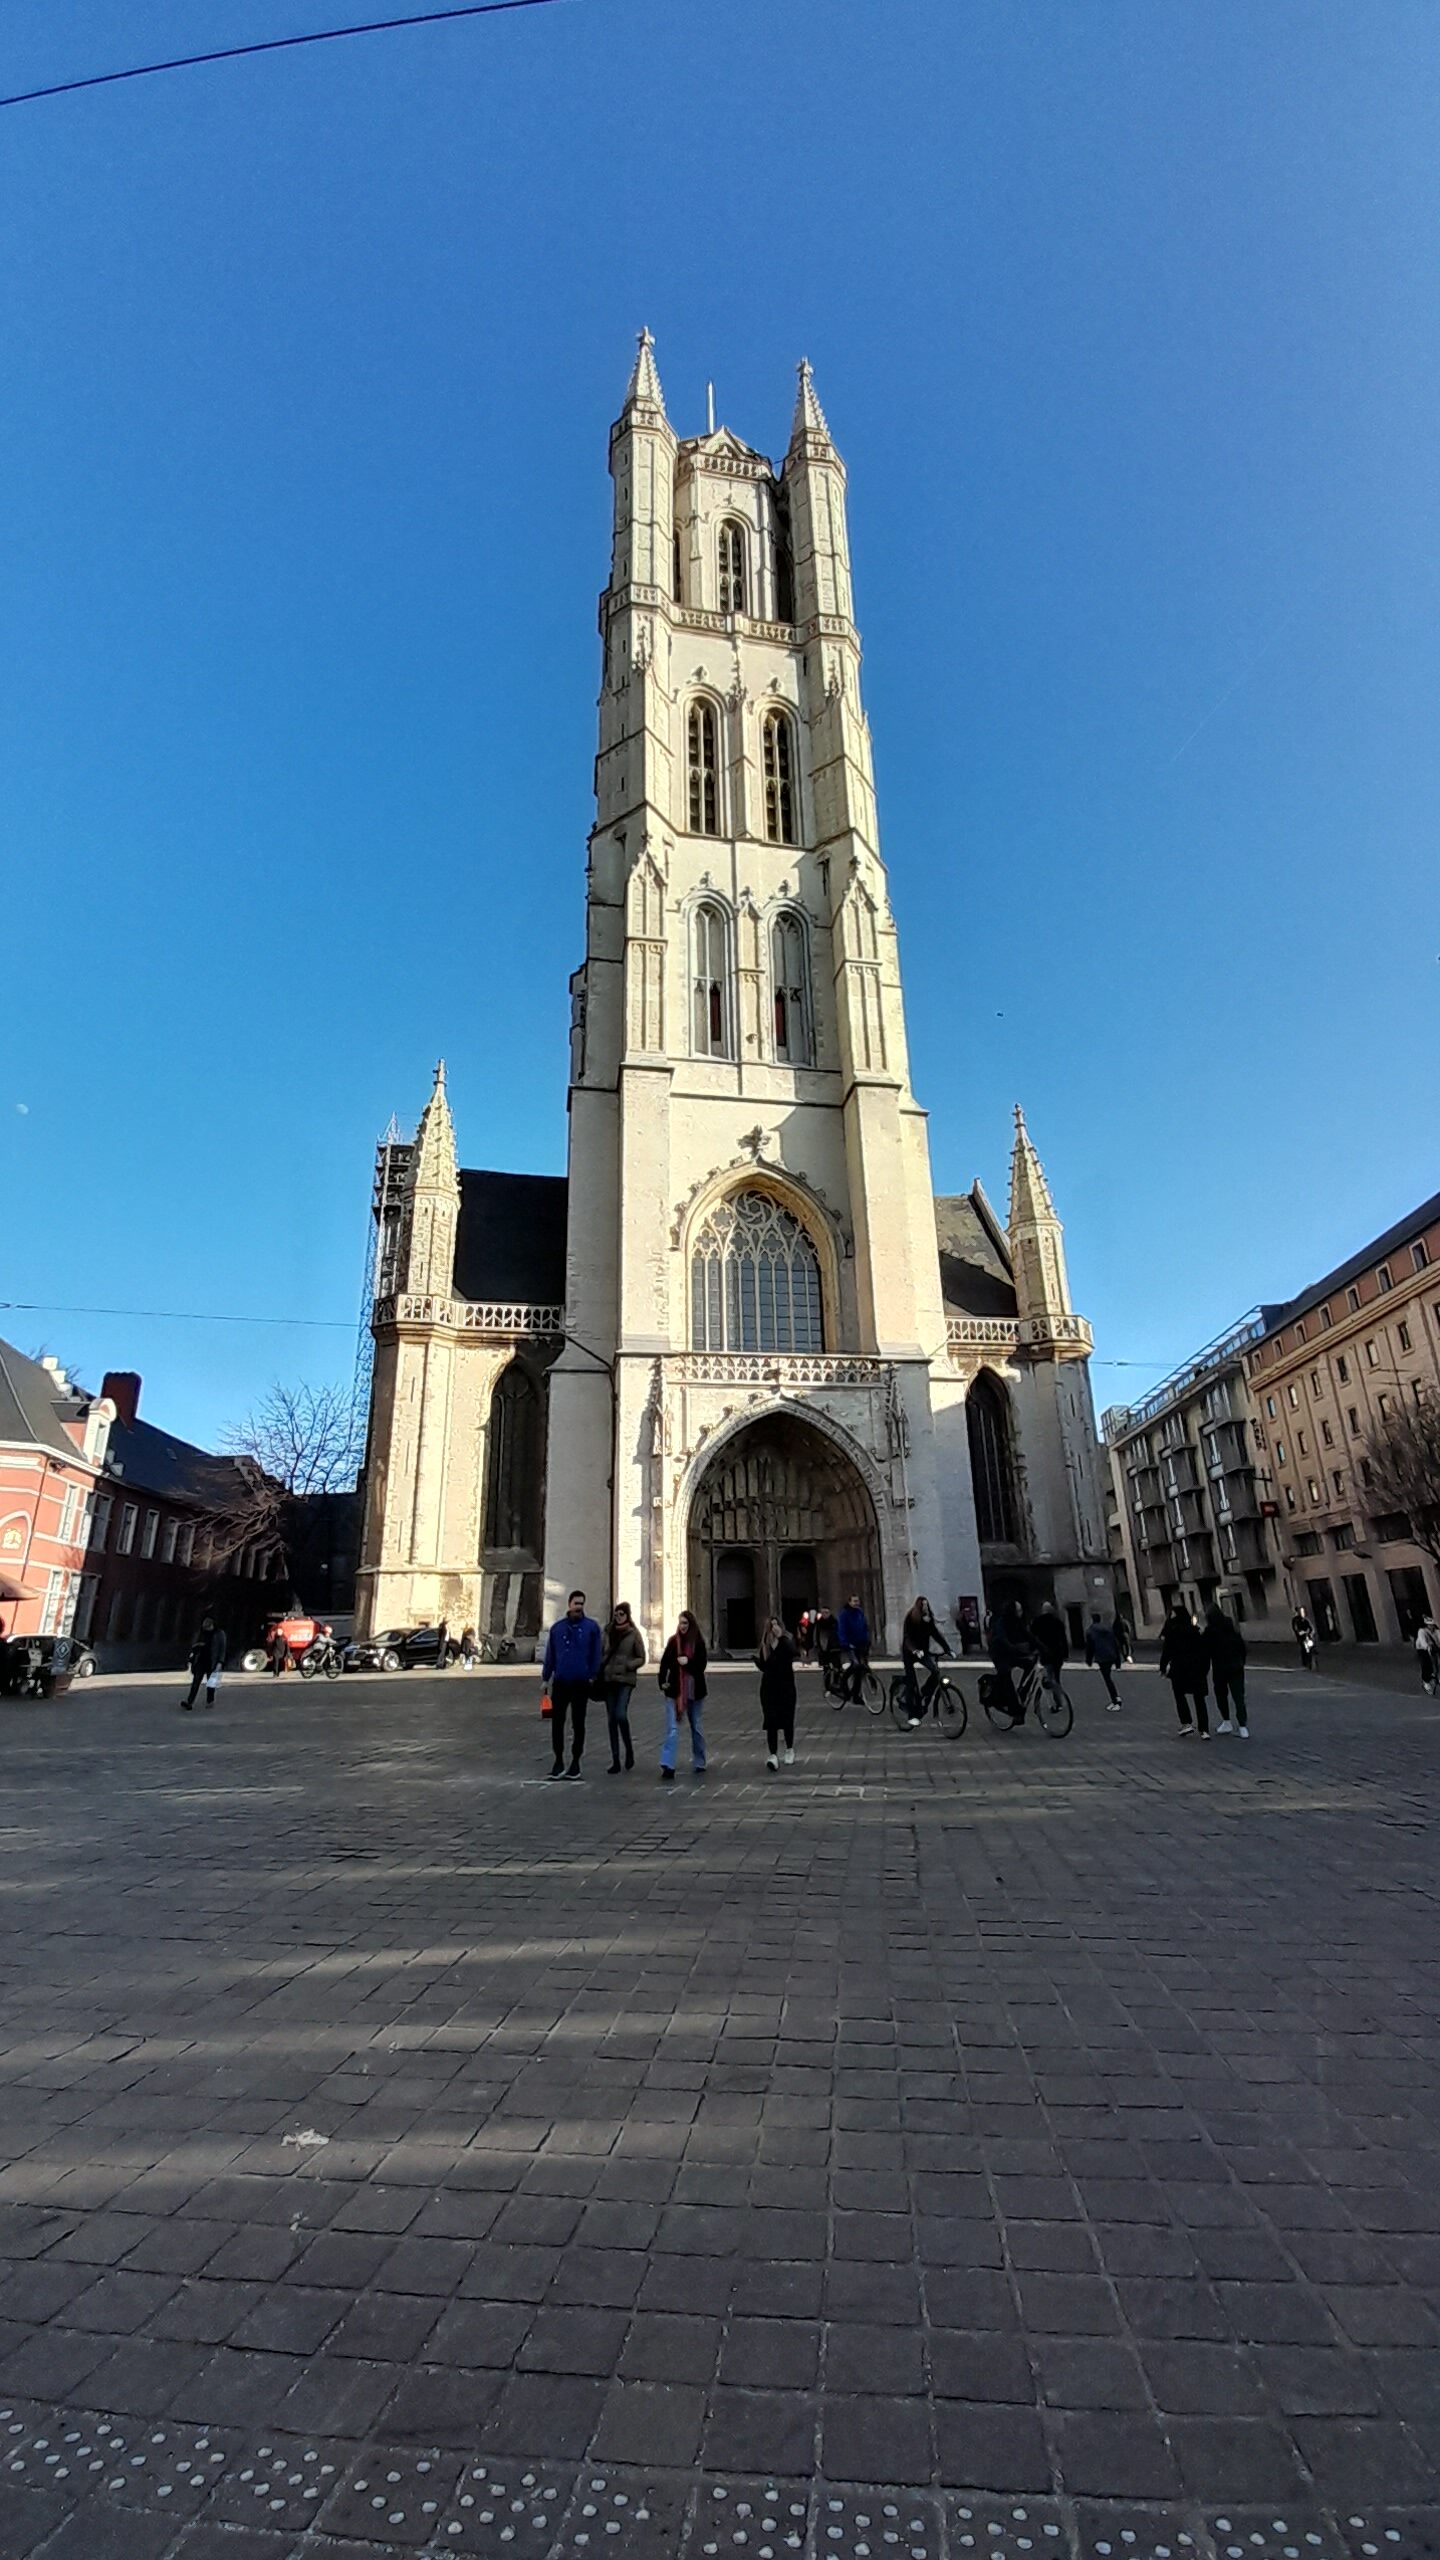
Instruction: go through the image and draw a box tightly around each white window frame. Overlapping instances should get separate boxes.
[117,1503,137,1556]
[160,1516,179,1565]
[140,1508,159,1560]
[178,1521,196,1568]
[90,1493,113,1554]
[690,898,733,1059]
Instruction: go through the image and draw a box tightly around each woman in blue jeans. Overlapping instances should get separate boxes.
[657,1612,708,1782]
[601,1602,645,1771]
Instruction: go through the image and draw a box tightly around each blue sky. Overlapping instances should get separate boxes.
[2,0,1436,1450]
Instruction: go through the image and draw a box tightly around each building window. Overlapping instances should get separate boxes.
[1397,1320,1412,1352]
[691,900,732,1057]
[1265,1395,1276,1420]
[672,528,683,604]
[717,520,748,615]
[73,1572,100,1639]
[686,700,720,835]
[178,1521,196,1568]
[1336,1354,1349,1384]
[1285,1486,1297,1513]
[1297,1431,1308,1456]
[771,911,812,1065]
[1378,1392,1392,1419]
[1275,1439,1286,1464]
[117,1503,137,1556]
[1320,1305,1333,1329]
[1360,1457,1374,1489]
[1347,1285,1361,1311]
[690,1189,824,1354]
[1412,1240,1430,1273]
[1376,1263,1393,1293]
[1310,1371,1321,1397]
[1307,1479,1321,1505]
[57,1483,81,1548]
[1294,1319,1306,1342]
[41,1568,72,1636]
[1332,1521,1356,1551]
[1365,1339,1379,1369]
[90,1493,112,1554]
[1347,1405,1360,1436]
[1287,1385,1299,1409]
[967,1372,1020,1546]
[761,710,797,845]
[140,1509,159,1560]
[1331,1470,1345,1499]
[483,1362,546,1559]
[1321,1419,1334,1448]
[160,1516,179,1565]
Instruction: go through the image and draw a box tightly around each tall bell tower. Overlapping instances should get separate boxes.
[541,338,984,1646]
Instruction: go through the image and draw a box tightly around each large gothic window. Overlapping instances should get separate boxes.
[687,699,719,834]
[771,911,813,1065]
[762,709,797,845]
[691,900,731,1057]
[718,520,748,615]
[967,1371,1019,1545]
[690,1191,824,1353]
[483,1362,545,1558]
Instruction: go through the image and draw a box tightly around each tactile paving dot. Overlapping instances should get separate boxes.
[556,2466,690,2555]
[818,2487,943,2559]
[694,2480,810,2557]
[428,2456,571,2552]
[949,2497,1071,2560]
[1335,2521,1439,2560]
[82,2416,233,2513]
[1207,2516,1344,2560]
[319,2443,464,2544]
[1075,2525,1200,2560]
[209,2434,341,2528]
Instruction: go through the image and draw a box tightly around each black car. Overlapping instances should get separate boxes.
[344,1626,458,1673]
[0,1635,96,1697]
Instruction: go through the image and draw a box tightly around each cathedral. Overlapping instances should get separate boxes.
[356,339,1112,1657]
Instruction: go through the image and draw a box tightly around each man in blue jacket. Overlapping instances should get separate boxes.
[542,1590,603,1778]
[835,1594,871,1702]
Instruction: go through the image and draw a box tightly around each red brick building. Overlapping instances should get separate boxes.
[0,1341,115,1640]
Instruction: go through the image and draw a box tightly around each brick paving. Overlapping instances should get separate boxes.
[0,1656,1436,2557]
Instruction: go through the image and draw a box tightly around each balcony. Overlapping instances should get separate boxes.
[671,1352,887,1387]
[374,1295,565,1338]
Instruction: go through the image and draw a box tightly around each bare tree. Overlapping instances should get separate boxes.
[1363,1391,1440,1570]
[223,1382,363,1497]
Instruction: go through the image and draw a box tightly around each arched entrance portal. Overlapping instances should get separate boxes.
[687,1413,883,1654]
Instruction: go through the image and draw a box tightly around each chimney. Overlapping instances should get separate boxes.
[101,1372,141,1429]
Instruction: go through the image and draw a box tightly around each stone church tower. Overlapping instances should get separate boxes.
[356,340,1112,1654]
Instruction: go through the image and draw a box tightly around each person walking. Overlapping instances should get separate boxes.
[1291,1605,1317,1670]
[900,1596,950,1723]
[601,1601,645,1772]
[184,1616,227,1711]
[1083,1609,1122,1708]
[1205,1602,1249,1737]
[1031,1600,1069,1705]
[756,1617,797,1769]
[541,1590,602,1778]
[657,1610,708,1781]
[1159,1599,1210,1738]
[459,1626,479,1669]
[268,1623,288,1679]
[835,1593,871,1702]
[1413,1615,1439,1698]
[990,1597,1036,1727]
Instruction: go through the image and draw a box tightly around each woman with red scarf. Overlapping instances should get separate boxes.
[657,1610,709,1783]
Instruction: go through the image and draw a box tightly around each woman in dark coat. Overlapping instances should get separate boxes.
[900,1596,950,1723]
[657,1611,708,1782]
[990,1598,1036,1726]
[756,1618,797,1770]
[1158,1600,1210,1738]
[1204,1603,1248,1737]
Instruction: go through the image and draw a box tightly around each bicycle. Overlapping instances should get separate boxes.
[823,1649,884,1715]
[298,1636,344,1682]
[980,1657,1073,1738]
[475,1633,517,1664]
[887,1657,967,1738]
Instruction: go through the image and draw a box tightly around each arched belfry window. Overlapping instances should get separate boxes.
[718,520,748,616]
[771,911,813,1066]
[762,710,797,846]
[967,1371,1019,1545]
[690,1190,824,1353]
[692,899,731,1058]
[687,700,719,835]
[483,1362,545,1558]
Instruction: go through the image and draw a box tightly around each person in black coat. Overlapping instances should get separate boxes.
[756,1618,797,1770]
[1158,1601,1210,1738]
[1204,1603,1249,1737]
[1084,1610,1122,1708]
[184,1617,227,1712]
[991,1598,1036,1726]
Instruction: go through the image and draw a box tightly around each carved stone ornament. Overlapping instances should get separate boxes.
[738,1125,768,1160]
[633,621,652,673]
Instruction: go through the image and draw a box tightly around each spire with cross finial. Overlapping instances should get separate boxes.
[1007,1105,1073,1334]
[790,356,832,446]
[401,1061,460,1299]
[622,327,667,419]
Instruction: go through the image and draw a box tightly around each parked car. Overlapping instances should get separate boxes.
[0,1635,94,1698]
[344,1626,458,1673]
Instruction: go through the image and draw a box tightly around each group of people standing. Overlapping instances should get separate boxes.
[1157,1597,1251,1738]
[540,1592,711,1782]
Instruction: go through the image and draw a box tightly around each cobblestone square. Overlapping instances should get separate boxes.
[0,1657,1436,2555]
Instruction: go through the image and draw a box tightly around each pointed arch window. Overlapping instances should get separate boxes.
[483,1361,546,1559]
[771,911,813,1066]
[690,1190,824,1353]
[718,520,748,615]
[687,699,719,835]
[692,899,731,1058]
[672,528,683,604]
[762,709,797,845]
[967,1372,1019,1545]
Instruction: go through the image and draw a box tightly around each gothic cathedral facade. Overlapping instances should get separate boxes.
[357,340,1112,1655]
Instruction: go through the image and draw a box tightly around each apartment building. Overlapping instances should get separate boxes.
[1245,1193,1440,1648]
[1103,1314,1283,1638]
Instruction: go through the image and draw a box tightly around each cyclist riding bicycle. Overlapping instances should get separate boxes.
[990,1598,1037,1727]
[901,1596,951,1725]
[835,1594,871,1702]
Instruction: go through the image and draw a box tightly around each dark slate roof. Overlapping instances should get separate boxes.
[933,1189,1017,1320]
[455,1172,568,1307]
[1261,1190,1440,1335]
[0,1337,87,1459]
[102,1417,251,1511]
